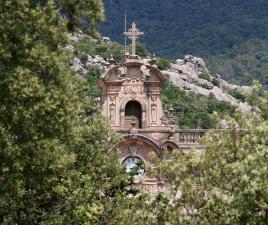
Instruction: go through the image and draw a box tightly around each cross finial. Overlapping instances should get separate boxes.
[123,23,144,56]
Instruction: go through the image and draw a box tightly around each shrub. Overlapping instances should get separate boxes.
[212,78,220,87]
[85,66,102,98]
[199,71,211,82]
[229,89,246,102]
[80,53,88,64]
[161,82,235,129]
[156,58,171,70]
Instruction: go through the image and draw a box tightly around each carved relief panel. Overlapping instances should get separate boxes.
[121,78,145,97]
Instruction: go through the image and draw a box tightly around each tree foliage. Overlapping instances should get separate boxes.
[150,84,268,224]
[74,39,124,63]
[59,0,104,34]
[156,58,171,71]
[100,0,268,86]
[161,82,235,129]
[0,1,128,224]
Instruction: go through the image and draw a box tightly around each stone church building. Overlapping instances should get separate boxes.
[99,23,206,194]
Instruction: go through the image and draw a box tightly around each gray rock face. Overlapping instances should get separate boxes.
[70,55,109,75]
[70,57,88,75]
[170,55,209,83]
[162,55,252,114]
[68,32,90,43]
[165,70,251,113]
[218,78,253,95]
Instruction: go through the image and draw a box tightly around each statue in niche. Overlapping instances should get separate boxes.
[109,96,116,123]
[151,96,157,124]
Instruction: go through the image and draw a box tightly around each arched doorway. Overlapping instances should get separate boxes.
[125,101,142,128]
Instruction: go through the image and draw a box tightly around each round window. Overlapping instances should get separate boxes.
[122,156,145,178]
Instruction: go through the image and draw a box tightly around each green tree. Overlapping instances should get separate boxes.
[0,1,128,224]
[59,0,104,34]
[156,58,171,70]
[152,84,268,224]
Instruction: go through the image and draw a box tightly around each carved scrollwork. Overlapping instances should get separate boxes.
[122,78,144,96]
[160,115,178,126]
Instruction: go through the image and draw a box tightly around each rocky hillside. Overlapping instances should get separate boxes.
[68,33,251,112]
[163,55,252,114]
[67,33,254,128]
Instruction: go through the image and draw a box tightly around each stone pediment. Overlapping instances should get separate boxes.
[99,61,165,85]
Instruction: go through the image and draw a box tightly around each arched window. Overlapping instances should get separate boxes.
[125,101,142,128]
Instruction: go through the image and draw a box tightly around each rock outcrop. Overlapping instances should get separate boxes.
[69,55,109,75]
[163,55,252,113]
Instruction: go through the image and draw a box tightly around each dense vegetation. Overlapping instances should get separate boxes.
[74,39,125,63]
[161,82,235,129]
[100,0,268,86]
[151,84,268,224]
[0,1,130,224]
[1,1,268,224]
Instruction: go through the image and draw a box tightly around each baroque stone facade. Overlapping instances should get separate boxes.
[99,23,206,194]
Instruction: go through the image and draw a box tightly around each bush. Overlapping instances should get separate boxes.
[229,89,246,102]
[161,82,235,129]
[212,78,220,87]
[156,58,171,70]
[85,66,102,98]
[80,53,88,64]
[199,71,211,82]
[207,95,235,115]
[136,42,150,58]
[74,40,124,64]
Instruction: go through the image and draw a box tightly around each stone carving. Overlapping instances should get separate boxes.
[109,96,116,123]
[141,65,151,78]
[122,79,144,96]
[160,115,177,126]
[123,23,144,56]
[128,145,140,156]
[151,96,157,124]
[108,85,120,93]
[151,133,161,140]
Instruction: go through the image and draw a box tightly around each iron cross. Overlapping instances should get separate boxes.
[124,23,144,56]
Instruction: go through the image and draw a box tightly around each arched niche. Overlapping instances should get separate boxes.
[120,97,147,129]
[125,101,142,128]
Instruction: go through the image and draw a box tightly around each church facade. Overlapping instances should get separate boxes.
[99,23,206,194]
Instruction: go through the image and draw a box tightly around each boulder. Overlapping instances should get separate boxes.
[170,55,209,83]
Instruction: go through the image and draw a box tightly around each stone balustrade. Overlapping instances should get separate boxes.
[115,128,208,144]
[176,129,207,143]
